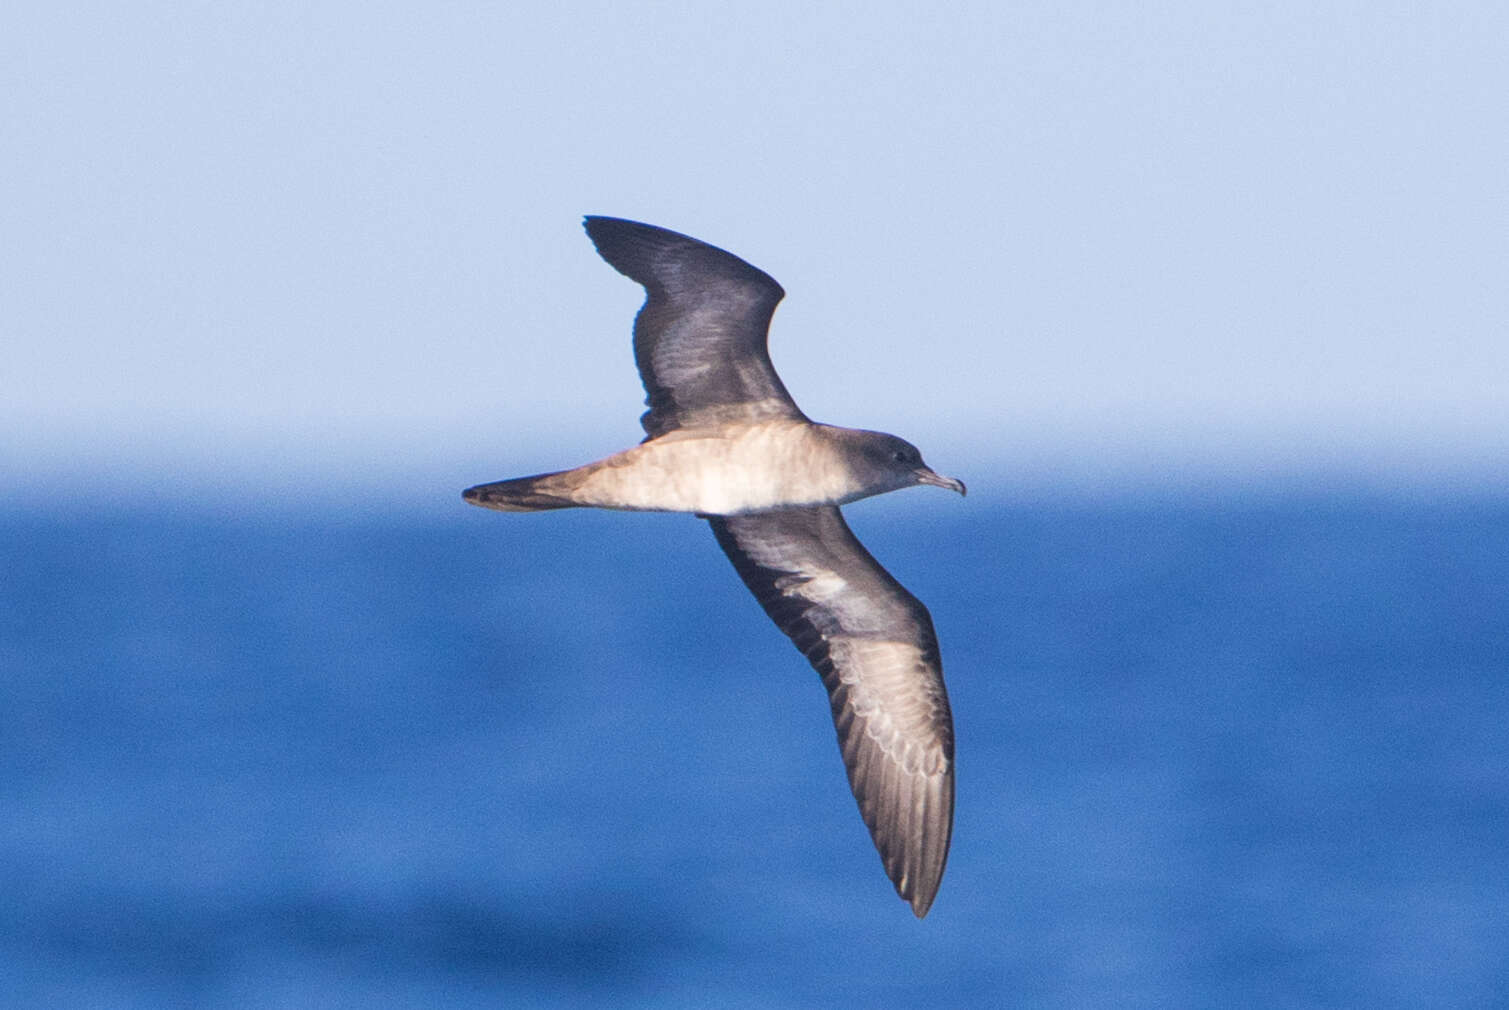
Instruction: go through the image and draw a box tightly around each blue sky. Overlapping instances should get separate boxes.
[5,2,1505,501]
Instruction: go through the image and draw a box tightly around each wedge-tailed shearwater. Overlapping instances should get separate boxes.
[464,217,964,917]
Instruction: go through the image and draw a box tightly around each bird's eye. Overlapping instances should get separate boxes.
[892,450,909,464]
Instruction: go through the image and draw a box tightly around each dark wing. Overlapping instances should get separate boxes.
[583,216,806,439]
[707,506,955,917]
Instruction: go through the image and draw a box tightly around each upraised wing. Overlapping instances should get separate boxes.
[583,216,806,439]
[707,505,955,917]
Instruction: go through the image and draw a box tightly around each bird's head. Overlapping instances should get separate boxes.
[850,431,967,498]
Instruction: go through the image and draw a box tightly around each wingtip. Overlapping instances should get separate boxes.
[580,215,786,301]
[582,214,666,244]
[900,871,944,919]
[580,214,621,249]
[581,213,617,234]
[581,215,685,282]
[580,214,632,247]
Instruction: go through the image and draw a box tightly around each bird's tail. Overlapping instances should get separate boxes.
[463,471,582,512]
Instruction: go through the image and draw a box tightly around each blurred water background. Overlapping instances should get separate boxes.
[3,488,1505,1008]
[8,2,1508,1005]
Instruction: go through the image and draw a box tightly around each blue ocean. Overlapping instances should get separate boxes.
[3,490,1506,1007]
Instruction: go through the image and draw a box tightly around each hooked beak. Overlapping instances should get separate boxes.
[914,468,967,496]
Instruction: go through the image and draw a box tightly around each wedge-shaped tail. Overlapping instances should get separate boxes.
[463,472,582,512]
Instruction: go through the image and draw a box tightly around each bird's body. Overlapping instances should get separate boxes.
[465,217,963,917]
[469,420,942,515]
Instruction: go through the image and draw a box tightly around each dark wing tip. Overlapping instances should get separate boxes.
[581,215,785,299]
[859,738,954,919]
[581,215,693,286]
[582,215,675,271]
[903,792,953,918]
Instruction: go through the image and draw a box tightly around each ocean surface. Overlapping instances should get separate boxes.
[3,491,1506,1008]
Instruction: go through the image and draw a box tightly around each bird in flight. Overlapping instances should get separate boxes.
[464,217,964,916]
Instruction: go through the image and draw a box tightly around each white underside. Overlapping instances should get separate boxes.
[550,421,864,515]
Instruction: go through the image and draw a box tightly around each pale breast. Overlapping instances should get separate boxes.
[561,421,861,515]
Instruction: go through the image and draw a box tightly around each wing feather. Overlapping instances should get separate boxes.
[583,216,806,438]
[707,506,954,917]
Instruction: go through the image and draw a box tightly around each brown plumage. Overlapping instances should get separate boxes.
[465,217,963,916]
